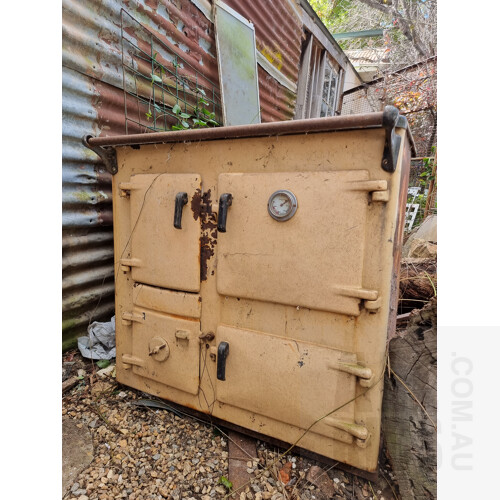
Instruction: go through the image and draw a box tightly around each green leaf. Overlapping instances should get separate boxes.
[179,112,191,119]
[181,120,190,128]
[171,125,184,130]
[151,74,162,83]
[172,104,182,115]
[196,87,206,96]
[200,109,216,121]
[153,52,158,60]
[218,476,233,490]
[193,119,208,128]
[97,359,111,369]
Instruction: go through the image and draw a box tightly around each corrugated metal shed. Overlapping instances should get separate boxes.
[62,0,220,348]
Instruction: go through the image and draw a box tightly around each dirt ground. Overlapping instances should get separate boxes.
[62,350,400,500]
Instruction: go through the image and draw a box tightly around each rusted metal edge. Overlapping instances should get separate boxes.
[87,111,386,148]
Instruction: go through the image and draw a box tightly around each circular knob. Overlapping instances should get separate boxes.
[148,337,170,362]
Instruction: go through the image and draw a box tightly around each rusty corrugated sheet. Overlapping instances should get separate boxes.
[223,0,303,122]
[62,0,220,348]
[257,66,296,122]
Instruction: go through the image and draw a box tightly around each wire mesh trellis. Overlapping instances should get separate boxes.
[120,9,222,134]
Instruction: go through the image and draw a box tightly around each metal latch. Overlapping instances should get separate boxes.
[199,332,215,343]
[381,105,407,173]
[175,330,190,340]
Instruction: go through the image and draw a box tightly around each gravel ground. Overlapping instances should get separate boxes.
[62,351,399,500]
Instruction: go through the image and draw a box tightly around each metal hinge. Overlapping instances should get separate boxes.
[119,182,133,197]
[82,135,118,175]
[324,418,370,447]
[122,354,145,369]
[347,179,390,203]
[330,361,375,387]
[121,311,145,326]
[364,296,382,313]
[119,258,141,273]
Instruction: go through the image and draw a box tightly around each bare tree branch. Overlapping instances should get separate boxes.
[356,0,429,57]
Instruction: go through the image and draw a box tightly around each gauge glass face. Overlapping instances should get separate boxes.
[268,190,297,221]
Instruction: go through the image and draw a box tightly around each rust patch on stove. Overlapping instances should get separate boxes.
[199,189,218,282]
[191,188,202,221]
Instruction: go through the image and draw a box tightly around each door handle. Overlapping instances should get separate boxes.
[217,341,230,381]
[217,193,233,233]
[173,192,188,229]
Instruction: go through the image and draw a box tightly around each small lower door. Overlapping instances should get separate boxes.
[127,308,201,396]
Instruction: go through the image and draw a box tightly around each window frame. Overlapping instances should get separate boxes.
[295,33,344,120]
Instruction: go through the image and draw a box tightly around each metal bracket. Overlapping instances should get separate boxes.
[381,106,407,173]
[82,135,118,175]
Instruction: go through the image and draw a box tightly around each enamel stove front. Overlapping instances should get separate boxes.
[109,116,410,472]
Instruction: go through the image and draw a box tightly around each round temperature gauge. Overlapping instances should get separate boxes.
[268,190,298,221]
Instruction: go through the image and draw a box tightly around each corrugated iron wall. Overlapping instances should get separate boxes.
[62,67,115,349]
[62,0,220,349]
